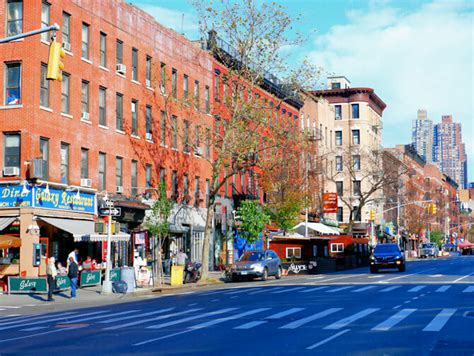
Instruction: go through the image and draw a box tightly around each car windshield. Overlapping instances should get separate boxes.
[239,252,265,261]
[374,244,399,253]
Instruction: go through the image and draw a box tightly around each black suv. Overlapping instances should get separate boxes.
[370,243,406,273]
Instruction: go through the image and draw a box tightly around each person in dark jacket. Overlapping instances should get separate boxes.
[68,256,79,299]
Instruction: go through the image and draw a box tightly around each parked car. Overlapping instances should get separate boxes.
[231,250,282,281]
[370,243,406,273]
[419,243,439,258]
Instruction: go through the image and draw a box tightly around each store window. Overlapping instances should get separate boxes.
[286,247,301,259]
[330,243,344,253]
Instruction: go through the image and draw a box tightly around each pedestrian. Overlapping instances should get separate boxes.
[176,249,187,266]
[46,257,57,302]
[68,256,79,299]
[67,248,79,267]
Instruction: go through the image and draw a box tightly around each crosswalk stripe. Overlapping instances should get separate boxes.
[99,308,174,324]
[462,286,474,293]
[0,311,82,330]
[324,308,379,330]
[103,309,203,331]
[189,308,270,330]
[352,286,376,293]
[436,286,451,293]
[326,286,352,293]
[423,309,456,332]
[0,306,21,309]
[280,308,342,329]
[270,287,306,294]
[299,286,328,293]
[62,310,140,324]
[408,286,426,292]
[20,326,48,331]
[380,286,401,292]
[146,308,237,330]
[234,320,267,329]
[265,308,305,319]
[225,288,261,295]
[248,287,283,295]
[371,309,417,331]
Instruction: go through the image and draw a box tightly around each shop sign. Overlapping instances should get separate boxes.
[282,261,318,275]
[34,186,95,214]
[8,277,47,294]
[55,275,71,290]
[110,268,121,281]
[323,193,338,213]
[80,270,101,287]
[0,185,32,208]
[134,232,146,245]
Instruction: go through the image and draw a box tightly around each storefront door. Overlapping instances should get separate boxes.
[39,237,49,276]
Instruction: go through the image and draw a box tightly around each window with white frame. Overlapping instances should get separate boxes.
[330,243,344,253]
[286,247,302,259]
[41,2,50,42]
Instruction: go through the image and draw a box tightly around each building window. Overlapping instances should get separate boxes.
[40,63,49,107]
[131,160,138,196]
[160,167,166,188]
[183,174,189,201]
[352,129,360,145]
[335,156,343,172]
[99,32,107,67]
[172,170,177,200]
[183,120,190,153]
[99,152,106,191]
[81,80,89,116]
[81,23,89,59]
[335,105,342,120]
[60,143,69,184]
[160,111,166,146]
[214,72,220,101]
[146,56,152,86]
[286,247,301,259]
[115,157,123,190]
[7,0,22,36]
[116,93,123,131]
[194,125,200,151]
[331,82,341,89]
[62,12,71,46]
[353,180,361,196]
[205,86,210,113]
[194,80,199,108]
[194,176,200,207]
[352,104,359,119]
[5,62,21,105]
[337,207,343,222]
[146,164,152,188]
[240,171,245,193]
[131,100,138,136]
[335,130,342,146]
[171,115,177,149]
[132,48,138,81]
[99,86,107,126]
[336,181,343,197]
[160,62,166,93]
[41,2,50,42]
[330,243,344,253]
[61,73,70,114]
[116,40,123,65]
[80,148,89,179]
[171,68,177,98]
[183,74,188,100]
[205,179,210,206]
[353,207,361,222]
[146,105,152,138]
[39,137,49,180]
[4,133,20,169]
[205,128,210,159]
[353,155,361,171]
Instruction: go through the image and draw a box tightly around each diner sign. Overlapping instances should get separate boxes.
[80,270,101,287]
[0,185,33,208]
[8,277,47,294]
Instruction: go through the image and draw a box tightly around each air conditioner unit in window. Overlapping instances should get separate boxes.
[80,178,92,188]
[146,79,151,87]
[3,166,20,177]
[194,147,203,156]
[81,112,90,121]
[116,63,126,75]
[116,186,123,194]
[146,132,153,141]
[62,42,71,52]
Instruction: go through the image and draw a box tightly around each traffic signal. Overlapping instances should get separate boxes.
[431,204,437,215]
[47,40,65,81]
[369,210,375,221]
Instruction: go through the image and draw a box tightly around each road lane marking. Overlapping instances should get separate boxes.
[0,326,84,344]
[462,286,474,293]
[103,309,203,330]
[307,276,325,280]
[393,305,401,309]
[188,303,198,306]
[378,274,415,283]
[306,329,350,350]
[367,275,384,279]
[423,309,457,332]
[453,272,473,283]
[380,286,401,292]
[0,306,21,309]
[408,286,426,292]
[279,308,342,329]
[188,308,270,329]
[0,311,91,330]
[234,320,267,329]
[146,308,237,330]
[224,288,261,295]
[211,299,220,302]
[20,326,48,331]
[324,308,379,330]
[299,286,328,293]
[372,308,417,331]
[326,286,352,293]
[266,308,305,319]
[98,308,174,324]
[352,286,376,293]
[316,275,355,283]
[61,310,140,324]
[270,287,306,294]
[435,286,451,293]
[248,287,283,295]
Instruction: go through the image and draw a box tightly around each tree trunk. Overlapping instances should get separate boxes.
[153,235,163,287]
[200,204,214,280]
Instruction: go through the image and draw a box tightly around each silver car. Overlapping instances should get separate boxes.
[231,250,282,281]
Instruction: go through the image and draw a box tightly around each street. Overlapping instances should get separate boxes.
[0,256,473,355]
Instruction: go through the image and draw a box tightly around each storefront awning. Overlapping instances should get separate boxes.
[0,217,17,232]
[73,234,130,242]
[39,216,94,236]
[293,222,340,236]
[0,235,21,248]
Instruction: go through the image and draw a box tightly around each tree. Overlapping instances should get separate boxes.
[429,230,444,247]
[235,200,269,244]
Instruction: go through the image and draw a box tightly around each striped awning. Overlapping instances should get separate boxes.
[0,217,17,232]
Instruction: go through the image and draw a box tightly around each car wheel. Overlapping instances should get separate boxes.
[261,268,268,281]
[275,267,282,280]
[399,265,406,272]
[231,275,239,282]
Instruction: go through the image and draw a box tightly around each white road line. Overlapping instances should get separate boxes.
[103,309,203,331]
[146,308,237,330]
[408,286,426,292]
[372,309,416,331]
[453,272,473,283]
[435,286,451,293]
[270,287,306,294]
[189,308,270,330]
[60,310,140,324]
[324,308,379,330]
[0,306,21,309]
[225,288,261,295]
[307,276,325,280]
[234,320,267,329]
[266,308,305,319]
[326,286,352,293]
[0,309,5,311]
[211,299,220,302]
[0,311,82,330]
[352,286,376,293]
[248,287,283,295]
[367,275,384,279]
[98,308,174,324]
[462,286,474,293]
[280,308,342,329]
[393,305,401,309]
[200,290,229,296]
[379,273,415,283]
[188,303,198,306]
[20,326,48,331]
[299,286,328,293]
[380,286,401,292]
[423,309,457,332]
[0,326,83,344]
[316,275,355,283]
[306,329,350,350]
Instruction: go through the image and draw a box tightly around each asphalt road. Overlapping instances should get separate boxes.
[0,256,473,355]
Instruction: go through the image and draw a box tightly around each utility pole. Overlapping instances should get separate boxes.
[0,24,60,44]
[102,195,114,294]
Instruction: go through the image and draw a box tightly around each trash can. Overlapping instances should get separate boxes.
[120,267,136,293]
[171,265,184,286]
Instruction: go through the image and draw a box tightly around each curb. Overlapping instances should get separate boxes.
[129,279,225,297]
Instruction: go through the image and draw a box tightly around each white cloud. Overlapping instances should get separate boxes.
[307,0,473,180]
[138,5,200,37]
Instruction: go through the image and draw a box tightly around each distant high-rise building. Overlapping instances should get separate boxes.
[412,109,433,163]
[433,115,468,188]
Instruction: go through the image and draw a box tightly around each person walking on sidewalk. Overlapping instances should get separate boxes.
[46,257,57,302]
[68,256,79,299]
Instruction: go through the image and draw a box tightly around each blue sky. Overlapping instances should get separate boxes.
[130,0,473,182]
